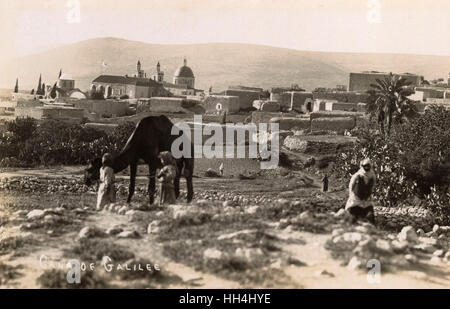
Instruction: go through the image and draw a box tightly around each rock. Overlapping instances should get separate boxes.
[334,208,347,218]
[390,255,410,268]
[347,256,363,270]
[398,226,418,243]
[433,249,444,257]
[235,248,263,262]
[117,230,140,239]
[196,199,210,206]
[315,269,335,278]
[155,211,165,217]
[245,206,259,215]
[432,224,440,234]
[342,232,365,244]
[26,209,45,220]
[375,239,393,254]
[391,240,409,253]
[79,226,104,239]
[430,256,441,265]
[331,228,345,237]
[416,228,425,236]
[125,210,137,216]
[222,200,234,207]
[106,226,123,235]
[443,251,450,262]
[299,211,311,220]
[277,198,290,206]
[147,221,161,234]
[117,206,128,215]
[14,210,28,217]
[203,248,223,260]
[413,243,437,253]
[405,254,418,264]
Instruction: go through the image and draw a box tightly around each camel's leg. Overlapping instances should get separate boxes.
[186,176,193,202]
[127,161,137,203]
[174,161,183,199]
[148,165,156,205]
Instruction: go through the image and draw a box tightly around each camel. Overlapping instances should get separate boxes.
[84,115,194,204]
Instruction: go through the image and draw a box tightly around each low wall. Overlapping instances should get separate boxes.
[15,106,84,123]
[312,92,370,103]
[251,111,298,125]
[311,117,356,132]
[136,97,199,114]
[325,102,359,112]
[71,99,129,117]
[310,111,362,120]
[269,117,310,130]
[203,95,240,113]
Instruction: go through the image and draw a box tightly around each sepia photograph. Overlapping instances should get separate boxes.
[0,0,448,294]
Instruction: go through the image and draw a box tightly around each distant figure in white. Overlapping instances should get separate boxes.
[96,153,116,210]
[219,162,224,176]
[345,158,376,224]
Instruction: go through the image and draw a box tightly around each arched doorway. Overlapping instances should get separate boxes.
[91,84,96,92]
[306,100,312,113]
[106,85,112,98]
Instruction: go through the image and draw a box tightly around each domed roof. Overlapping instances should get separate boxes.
[174,58,194,78]
[174,65,194,78]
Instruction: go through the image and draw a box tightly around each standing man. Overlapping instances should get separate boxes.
[345,158,376,224]
[219,162,224,176]
[321,173,329,192]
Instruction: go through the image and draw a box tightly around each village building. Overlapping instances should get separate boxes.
[348,71,423,92]
[91,61,167,99]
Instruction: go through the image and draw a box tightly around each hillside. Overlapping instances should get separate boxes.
[2,37,450,93]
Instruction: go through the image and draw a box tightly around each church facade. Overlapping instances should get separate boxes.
[91,61,167,99]
[91,58,202,99]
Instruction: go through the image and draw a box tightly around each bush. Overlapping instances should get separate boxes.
[332,105,449,224]
[0,119,137,167]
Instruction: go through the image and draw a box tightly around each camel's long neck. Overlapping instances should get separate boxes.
[112,146,135,173]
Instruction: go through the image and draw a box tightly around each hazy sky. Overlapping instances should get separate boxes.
[1,0,450,60]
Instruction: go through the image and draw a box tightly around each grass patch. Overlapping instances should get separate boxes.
[36,269,110,289]
[64,238,134,263]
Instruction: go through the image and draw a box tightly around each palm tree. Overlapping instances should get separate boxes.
[369,73,417,136]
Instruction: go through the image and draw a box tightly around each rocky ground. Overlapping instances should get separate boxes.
[0,163,449,289]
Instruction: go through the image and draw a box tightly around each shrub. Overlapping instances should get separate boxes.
[0,119,137,167]
[333,105,449,224]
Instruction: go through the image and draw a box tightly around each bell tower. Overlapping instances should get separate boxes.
[153,61,164,82]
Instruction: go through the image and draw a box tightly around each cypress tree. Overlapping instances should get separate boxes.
[14,78,18,93]
[37,74,42,95]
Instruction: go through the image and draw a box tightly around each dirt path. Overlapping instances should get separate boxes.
[0,166,449,288]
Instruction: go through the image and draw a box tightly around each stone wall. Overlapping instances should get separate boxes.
[313,91,370,103]
[203,95,240,113]
[311,117,356,132]
[15,106,84,123]
[269,117,310,130]
[136,97,199,114]
[70,99,129,117]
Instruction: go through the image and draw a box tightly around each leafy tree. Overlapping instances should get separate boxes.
[30,89,35,95]
[369,73,417,136]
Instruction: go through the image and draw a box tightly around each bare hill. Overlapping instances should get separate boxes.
[3,37,450,93]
